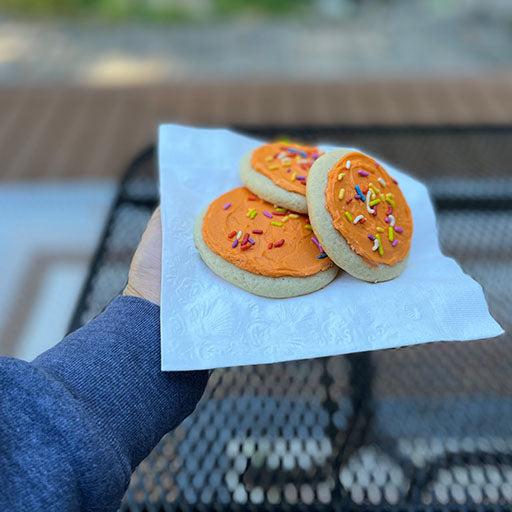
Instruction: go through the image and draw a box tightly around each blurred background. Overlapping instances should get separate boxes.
[0,0,511,355]
[2,2,512,510]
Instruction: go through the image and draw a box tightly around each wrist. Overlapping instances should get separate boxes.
[123,281,160,306]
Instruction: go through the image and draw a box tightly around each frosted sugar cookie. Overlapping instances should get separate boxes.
[240,142,323,214]
[306,149,413,282]
[194,187,338,298]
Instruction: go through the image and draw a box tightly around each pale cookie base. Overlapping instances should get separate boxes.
[194,206,339,298]
[239,150,308,213]
[306,149,409,283]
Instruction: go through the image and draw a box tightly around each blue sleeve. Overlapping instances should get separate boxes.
[0,295,209,511]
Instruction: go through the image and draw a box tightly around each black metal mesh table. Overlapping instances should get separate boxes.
[69,126,511,511]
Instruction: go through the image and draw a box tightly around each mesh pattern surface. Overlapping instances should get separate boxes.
[69,126,511,511]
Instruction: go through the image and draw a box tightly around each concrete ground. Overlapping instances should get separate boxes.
[1,2,511,86]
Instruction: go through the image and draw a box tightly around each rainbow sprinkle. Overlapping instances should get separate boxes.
[386,197,396,207]
[338,188,345,200]
[369,199,381,207]
[248,238,255,245]
[228,230,237,238]
[311,237,324,253]
[378,177,387,187]
[223,202,231,210]
[291,172,297,181]
[345,211,353,222]
[368,234,375,241]
[394,226,404,233]
[252,229,263,234]
[388,227,394,242]
[249,210,258,219]
[274,239,285,248]
[236,231,242,240]
[369,183,380,195]
[275,207,286,212]
[358,170,370,177]
[232,240,238,248]
[375,234,384,255]
[296,175,306,180]
[286,148,307,157]
[353,214,364,224]
[263,211,273,218]
[305,224,313,230]
[337,172,345,181]
[271,221,283,227]
[355,185,365,201]
[289,213,299,219]
[346,160,351,169]
[318,253,328,259]
[392,240,399,247]
[376,227,384,233]
[281,216,289,222]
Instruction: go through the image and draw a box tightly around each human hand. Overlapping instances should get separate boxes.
[124,207,162,306]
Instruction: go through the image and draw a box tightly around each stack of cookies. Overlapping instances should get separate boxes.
[194,142,413,298]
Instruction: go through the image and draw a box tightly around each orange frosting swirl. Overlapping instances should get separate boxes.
[250,142,323,196]
[325,152,413,266]
[202,187,333,278]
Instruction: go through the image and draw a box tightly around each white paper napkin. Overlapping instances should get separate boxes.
[159,124,504,371]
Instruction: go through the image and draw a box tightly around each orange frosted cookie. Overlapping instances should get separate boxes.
[306,149,413,282]
[240,142,323,214]
[194,187,338,298]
